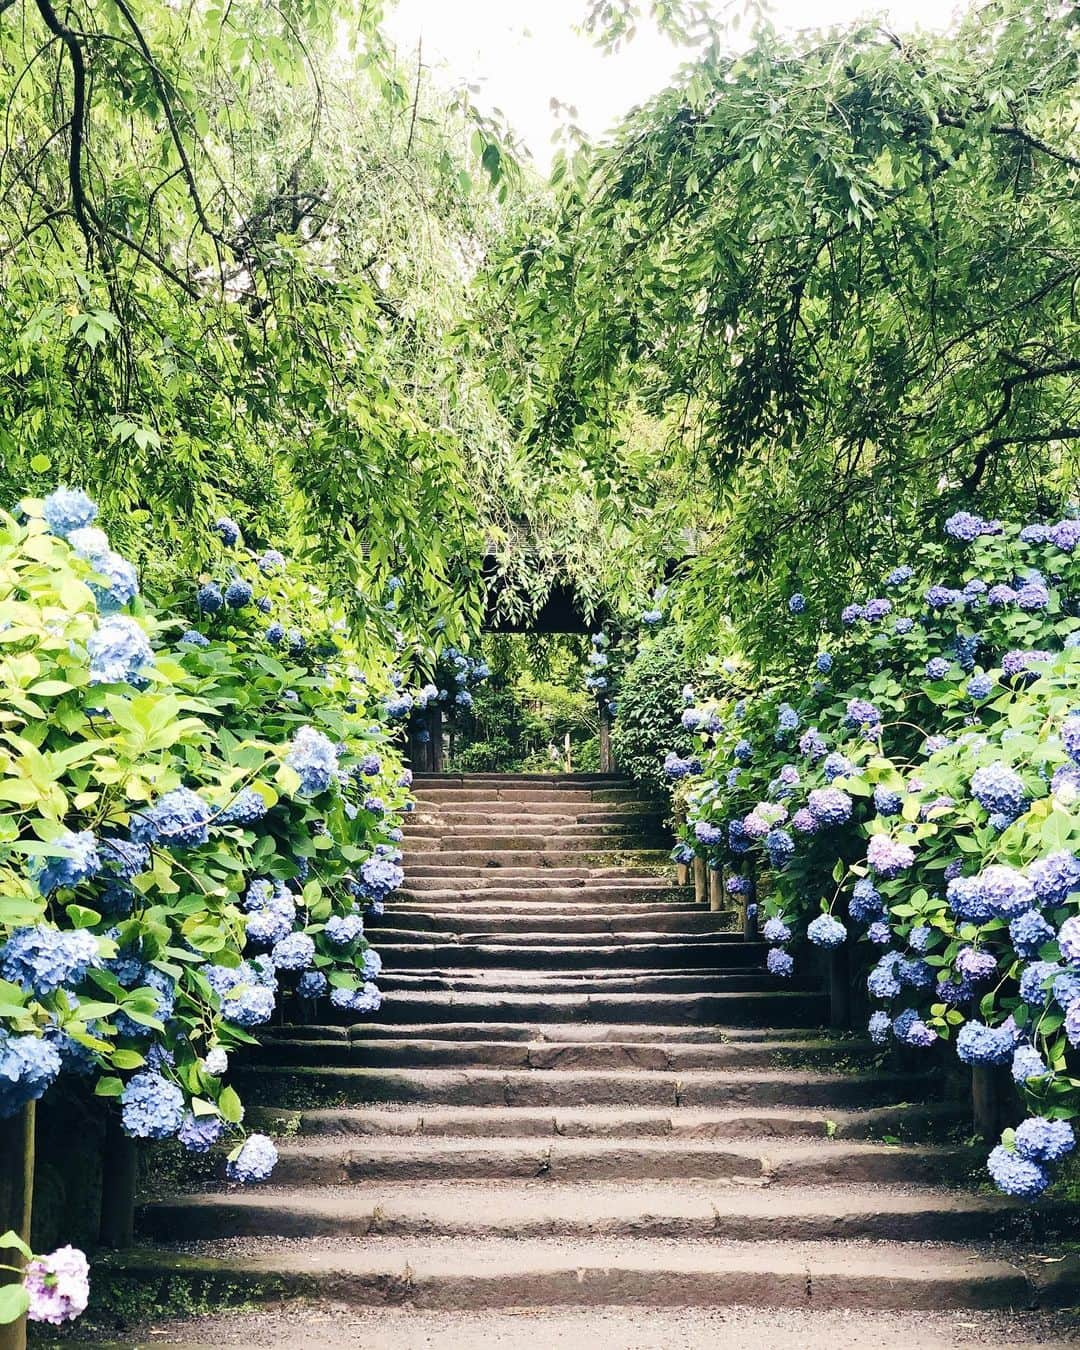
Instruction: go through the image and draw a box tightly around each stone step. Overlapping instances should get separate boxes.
[376,908,733,933]
[374,928,742,949]
[93,1239,1078,1311]
[403,833,669,852]
[254,1135,975,1187]
[375,941,747,970]
[412,804,663,822]
[404,820,663,837]
[413,773,629,786]
[403,849,673,868]
[374,972,813,996]
[248,1034,863,1071]
[230,1064,930,1109]
[139,1180,1077,1245]
[260,1023,840,1046]
[412,787,648,803]
[247,1101,966,1142]
[402,866,674,881]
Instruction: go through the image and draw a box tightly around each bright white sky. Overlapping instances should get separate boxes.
[384,0,958,168]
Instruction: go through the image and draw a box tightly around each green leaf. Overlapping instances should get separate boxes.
[0,1283,31,1324]
[217,1085,244,1124]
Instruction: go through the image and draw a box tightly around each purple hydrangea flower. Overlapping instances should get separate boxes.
[867,835,915,878]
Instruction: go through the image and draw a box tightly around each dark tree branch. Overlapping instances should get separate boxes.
[30,0,95,251]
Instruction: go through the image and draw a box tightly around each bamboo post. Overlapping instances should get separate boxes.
[707,865,723,912]
[98,1110,137,1249]
[0,1102,35,1350]
[693,856,706,907]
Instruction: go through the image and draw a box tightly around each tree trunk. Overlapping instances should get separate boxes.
[0,1103,35,1350]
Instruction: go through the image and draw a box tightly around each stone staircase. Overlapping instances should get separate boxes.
[97,773,1078,1334]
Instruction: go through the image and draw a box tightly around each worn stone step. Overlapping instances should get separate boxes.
[139,1180,1078,1245]
[404,821,662,839]
[403,866,674,882]
[404,834,669,853]
[230,1064,930,1109]
[247,1101,966,1142]
[376,908,734,934]
[260,1022,839,1046]
[375,972,812,996]
[412,787,648,803]
[404,850,673,868]
[257,1135,974,1186]
[413,773,629,786]
[376,942,747,971]
[412,805,663,823]
[374,929,742,949]
[247,1034,862,1072]
[93,1239,1077,1311]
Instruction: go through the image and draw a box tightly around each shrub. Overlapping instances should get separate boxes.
[611,631,695,794]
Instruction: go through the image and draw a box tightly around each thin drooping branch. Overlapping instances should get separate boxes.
[30,0,95,251]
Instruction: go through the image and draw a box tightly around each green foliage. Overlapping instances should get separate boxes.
[487,0,1080,658]
[611,631,694,793]
[0,495,408,1154]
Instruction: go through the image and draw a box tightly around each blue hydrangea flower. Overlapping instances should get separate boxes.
[788,593,806,613]
[99,837,150,881]
[258,549,286,575]
[224,579,253,609]
[245,905,293,948]
[694,821,723,846]
[359,857,404,900]
[1011,1046,1049,1085]
[863,598,892,622]
[956,947,997,983]
[330,982,382,1013]
[120,1071,183,1139]
[867,953,902,999]
[1058,914,1080,965]
[945,511,987,542]
[908,926,932,954]
[1020,523,1051,544]
[893,1008,935,1047]
[1030,852,1080,907]
[764,829,794,868]
[894,617,914,635]
[926,585,963,608]
[966,673,992,699]
[1014,1116,1075,1165]
[86,551,139,614]
[823,752,854,783]
[1017,581,1050,611]
[873,786,902,817]
[1050,520,1080,552]
[226,1133,278,1182]
[204,1047,228,1076]
[271,932,315,971]
[179,1112,227,1153]
[849,878,883,923]
[43,487,97,538]
[726,875,752,896]
[977,864,1036,919]
[799,728,827,761]
[955,1022,1014,1065]
[216,788,268,827]
[897,958,933,989]
[926,657,951,681]
[197,582,224,613]
[180,630,210,647]
[841,603,864,625]
[88,616,153,685]
[766,948,793,978]
[946,874,993,923]
[867,921,892,945]
[867,835,915,878]
[868,1011,891,1044]
[845,698,881,732]
[297,970,328,999]
[987,1144,1049,1198]
[220,980,275,1027]
[970,763,1027,820]
[762,917,791,944]
[1010,911,1054,959]
[31,830,101,895]
[886,566,914,586]
[807,914,846,948]
[362,948,382,980]
[734,739,753,764]
[0,927,99,996]
[266,622,285,645]
[214,518,240,546]
[131,787,211,848]
[256,596,272,614]
[0,1031,62,1118]
[325,913,364,946]
[285,726,340,795]
[807,788,852,827]
[791,808,817,834]
[1053,966,1080,1010]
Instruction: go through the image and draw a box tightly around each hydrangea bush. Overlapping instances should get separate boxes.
[672,509,1080,1199]
[0,491,412,1259]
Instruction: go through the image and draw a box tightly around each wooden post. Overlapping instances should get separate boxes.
[675,863,689,887]
[693,856,706,907]
[0,1103,35,1350]
[972,1065,1010,1141]
[98,1110,137,1249]
[598,704,616,773]
[707,865,723,912]
[430,705,444,773]
[828,944,851,1029]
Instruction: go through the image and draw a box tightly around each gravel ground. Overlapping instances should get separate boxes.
[34,1302,1080,1348]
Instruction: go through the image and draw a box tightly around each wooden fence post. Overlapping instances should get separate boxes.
[675,862,689,886]
[972,1065,1010,1141]
[707,865,723,912]
[98,1109,137,1249]
[693,856,706,907]
[0,1102,35,1350]
[598,704,616,774]
[828,944,852,1029]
